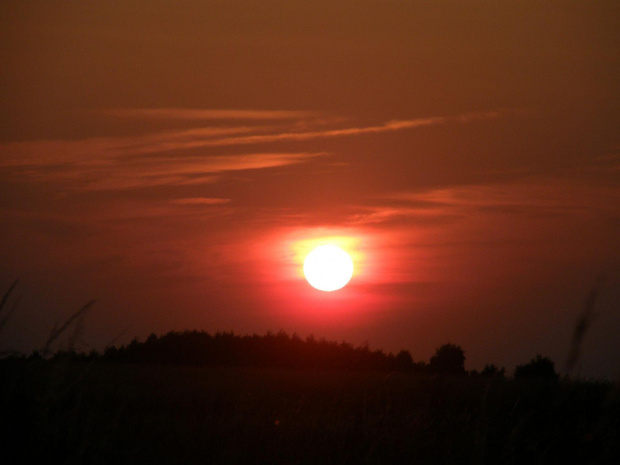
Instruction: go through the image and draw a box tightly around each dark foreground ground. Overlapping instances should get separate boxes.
[1,360,618,464]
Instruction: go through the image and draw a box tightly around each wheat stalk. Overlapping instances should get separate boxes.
[42,300,96,357]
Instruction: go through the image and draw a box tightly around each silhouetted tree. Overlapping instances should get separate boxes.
[480,364,505,378]
[395,350,414,372]
[411,361,429,374]
[514,355,559,381]
[429,343,466,376]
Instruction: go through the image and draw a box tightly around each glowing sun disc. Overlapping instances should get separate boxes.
[303,244,354,292]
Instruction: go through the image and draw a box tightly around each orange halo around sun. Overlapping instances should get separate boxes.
[303,244,354,292]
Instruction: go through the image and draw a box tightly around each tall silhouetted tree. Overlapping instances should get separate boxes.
[429,343,466,376]
[395,350,414,372]
[514,355,559,381]
[480,364,505,378]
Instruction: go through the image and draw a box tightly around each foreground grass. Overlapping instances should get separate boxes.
[1,360,618,464]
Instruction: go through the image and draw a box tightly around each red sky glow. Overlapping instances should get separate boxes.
[1,0,619,378]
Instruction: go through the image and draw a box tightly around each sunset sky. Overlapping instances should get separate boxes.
[1,1,619,378]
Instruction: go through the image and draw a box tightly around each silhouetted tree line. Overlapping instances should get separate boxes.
[98,331,429,373]
[0,281,567,380]
[35,331,560,380]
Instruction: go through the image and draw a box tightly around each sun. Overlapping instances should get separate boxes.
[303,244,354,292]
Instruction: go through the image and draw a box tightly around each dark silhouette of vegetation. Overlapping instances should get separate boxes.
[470,363,506,378]
[0,279,20,338]
[3,280,617,463]
[429,343,466,376]
[1,358,618,464]
[394,349,414,371]
[42,300,96,357]
[0,305,573,385]
[99,330,430,373]
[2,309,617,463]
[566,277,603,375]
[480,363,506,378]
[514,354,559,381]
[5,324,566,383]
[1,280,96,357]
[0,279,602,383]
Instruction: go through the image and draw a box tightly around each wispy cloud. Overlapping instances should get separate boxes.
[0,109,504,168]
[348,205,457,226]
[391,180,619,212]
[197,111,503,147]
[0,126,268,167]
[0,108,507,193]
[170,197,231,206]
[350,178,620,226]
[54,152,329,191]
[104,108,318,120]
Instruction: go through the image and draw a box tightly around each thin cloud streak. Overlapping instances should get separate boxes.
[46,152,328,192]
[0,110,504,169]
[170,198,231,206]
[0,125,269,167]
[350,178,620,226]
[201,111,503,147]
[390,180,620,212]
[0,126,270,168]
[104,108,319,120]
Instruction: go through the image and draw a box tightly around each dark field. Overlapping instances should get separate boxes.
[1,360,618,464]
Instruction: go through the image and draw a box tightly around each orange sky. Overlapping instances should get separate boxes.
[1,1,619,378]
